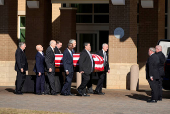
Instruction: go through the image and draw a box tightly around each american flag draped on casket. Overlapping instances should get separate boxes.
[55,54,104,71]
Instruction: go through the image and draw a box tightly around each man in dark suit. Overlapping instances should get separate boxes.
[54,41,63,93]
[45,40,57,95]
[94,43,110,95]
[77,43,94,96]
[33,45,45,95]
[61,43,74,96]
[146,47,160,103]
[155,45,166,101]
[15,42,28,95]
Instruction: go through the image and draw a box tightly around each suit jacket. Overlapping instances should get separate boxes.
[33,52,45,73]
[156,51,166,77]
[63,48,74,73]
[45,46,55,72]
[72,49,75,54]
[146,53,160,80]
[79,49,95,74]
[15,48,28,72]
[97,50,110,72]
[54,47,61,54]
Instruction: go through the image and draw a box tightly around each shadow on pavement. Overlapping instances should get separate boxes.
[5,88,15,94]
[126,93,151,101]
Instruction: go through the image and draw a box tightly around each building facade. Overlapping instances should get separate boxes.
[0,0,166,89]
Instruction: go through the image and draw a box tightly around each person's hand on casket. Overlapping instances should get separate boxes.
[80,71,84,74]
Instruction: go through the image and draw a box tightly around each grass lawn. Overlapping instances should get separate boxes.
[0,108,71,114]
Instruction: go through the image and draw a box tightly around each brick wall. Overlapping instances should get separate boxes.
[25,0,52,75]
[109,0,137,63]
[107,0,138,89]
[0,0,18,61]
[138,0,165,85]
[18,0,26,11]
[0,0,18,86]
[52,4,61,41]
[60,8,77,52]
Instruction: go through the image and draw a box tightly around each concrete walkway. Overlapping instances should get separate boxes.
[0,86,170,114]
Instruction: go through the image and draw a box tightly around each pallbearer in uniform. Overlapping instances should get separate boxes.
[33,45,45,95]
[15,42,28,95]
[94,43,110,95]
[54,41,63,93]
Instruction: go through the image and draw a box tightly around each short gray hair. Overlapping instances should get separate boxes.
[69,39,76,44]
[19,42,25,47]
[102,43,108,48]
[149,47,156,52]
[68,43,72,47]
[49,40,56,46]
[84,42,90,47]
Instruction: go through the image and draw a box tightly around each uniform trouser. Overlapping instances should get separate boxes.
[95,71,106,92]
[15,71,26,93]
[158,78,163,100]
[55,72,63,93]
[46,72,56,94]
[78,73,92,94]
[61,72,73,95]
[36,73,45,94]
[148,79,159,100]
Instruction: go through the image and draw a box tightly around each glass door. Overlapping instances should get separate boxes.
[77,32,99,53]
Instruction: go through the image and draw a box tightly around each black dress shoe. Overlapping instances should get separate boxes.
[15,93,23,95]
[68,93,75,96]
[83,93,90,97]
[36,93,42,95]
[94,91,105,95]
[93,91,99,94]
[98,92,105,95]
[44,93,50,95]
[147,100,157,103]
[77,89,83,96]
[87,91,94,94]
[60,93,69,96]
[51,93,58,95]
[15,92,23,95]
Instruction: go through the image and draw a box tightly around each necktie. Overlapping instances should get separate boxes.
[104,52,106,66]
[59,49,61,54]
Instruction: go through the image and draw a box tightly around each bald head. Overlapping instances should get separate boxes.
[155,45,162,53]
[36,45,43,52]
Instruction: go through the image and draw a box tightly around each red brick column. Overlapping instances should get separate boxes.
[60,8,77,52]
[25,0,52,74]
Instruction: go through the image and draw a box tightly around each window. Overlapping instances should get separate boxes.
[79,33,97,52]
[19,16,26,42]
[72,4,109,23]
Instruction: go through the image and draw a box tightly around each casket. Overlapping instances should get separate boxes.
[55,54,104,72]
